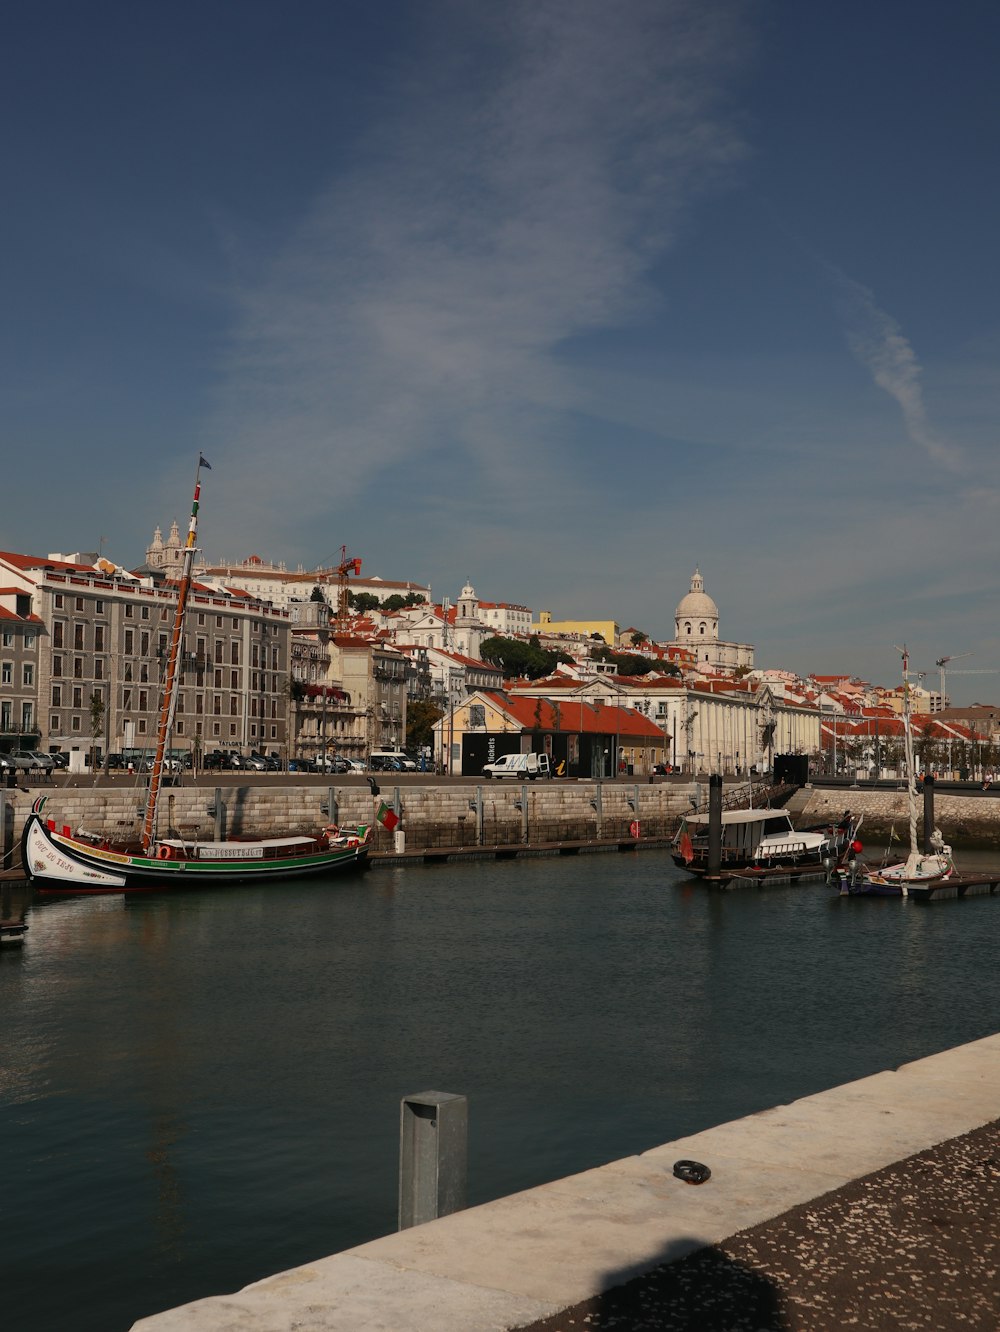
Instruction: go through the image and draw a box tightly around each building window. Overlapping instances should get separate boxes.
[0,662,10,685]
[138,719,147,733]
[1,631,10,648]
[71,714,80,732]
[230,697,238,716]
[229,723,237,737]
[139,690,148,711]
[231,670,238,690]
[50,713,60,731]
[75,597,85,612]
[54,594,64,609]
[24,633,35,650]
[73,687,83,708]
[94,659,104,680]
[140,632,149,655]
[123,689,132,710]
[74,624,85,649]
[23,663,34,687]
[215,643,223,664]
[198,613,205,626]
[74,658,83,679]
[52,655,62,677]
[141,606,149,620]
[0,701,9,729]
[125,604,133,618]
[176,720,184,734]
[52,685,62,706]
[94,625,105,651]
[95,600,104,614]
[53,622,64,648]
[213,721,220,736]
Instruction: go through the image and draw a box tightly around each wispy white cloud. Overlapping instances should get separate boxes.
[834,272,964,471]
[202,0,751,557]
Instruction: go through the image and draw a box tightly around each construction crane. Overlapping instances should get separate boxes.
[326,545,362,629]
[935,653,973,706]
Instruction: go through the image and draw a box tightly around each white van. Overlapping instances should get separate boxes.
[482,753,551,780]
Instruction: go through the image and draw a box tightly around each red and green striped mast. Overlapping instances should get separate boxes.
[142,456,210,852]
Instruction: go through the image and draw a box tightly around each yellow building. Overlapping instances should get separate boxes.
[532,610,619,644]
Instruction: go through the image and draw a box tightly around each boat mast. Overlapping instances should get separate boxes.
[141,458,208,851]
[897,644,919,862]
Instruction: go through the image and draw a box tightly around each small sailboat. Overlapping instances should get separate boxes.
[22,458,372,892]
[840,646,954,897]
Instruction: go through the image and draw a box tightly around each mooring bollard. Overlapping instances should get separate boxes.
[398,1091,467,1230]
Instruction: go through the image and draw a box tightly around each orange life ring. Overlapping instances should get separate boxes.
[323,824,340,838]
[157,844,172,860]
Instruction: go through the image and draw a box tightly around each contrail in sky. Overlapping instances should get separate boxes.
[835,272,963,471]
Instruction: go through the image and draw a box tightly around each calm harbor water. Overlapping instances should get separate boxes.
[3,851,1000,1331]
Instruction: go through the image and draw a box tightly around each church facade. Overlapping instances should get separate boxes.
[670,569,754,671]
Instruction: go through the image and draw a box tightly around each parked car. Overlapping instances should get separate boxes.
[262,753,282,771]
[143,756,184,773]
[203,750,232,770]
[105,753,126,769]
[242,754,268,771]
[368,754,403,772]
[14,749,55,771]
[50,752,70,769]
[287,757,316,773]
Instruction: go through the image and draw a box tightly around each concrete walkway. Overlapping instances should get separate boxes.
[132,1034,1000,1331]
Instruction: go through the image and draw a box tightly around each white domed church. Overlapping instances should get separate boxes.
[671,569,754,671]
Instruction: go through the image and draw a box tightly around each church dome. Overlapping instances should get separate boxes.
[675,568,718,620]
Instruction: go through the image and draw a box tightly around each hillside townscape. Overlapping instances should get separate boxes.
[2,528,995,780]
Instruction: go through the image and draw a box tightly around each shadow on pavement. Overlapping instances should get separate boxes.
[517,1236,788,1331]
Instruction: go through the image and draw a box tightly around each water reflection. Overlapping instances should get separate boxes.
[2,852,999,1331]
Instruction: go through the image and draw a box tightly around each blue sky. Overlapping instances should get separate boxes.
[4,1,1000,701]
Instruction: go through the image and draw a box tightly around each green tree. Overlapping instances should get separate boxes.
[480,635,572,680]
[89,690,105,783]
[310,584,327,603]
[349,592,381,613]
[406,699,443,751]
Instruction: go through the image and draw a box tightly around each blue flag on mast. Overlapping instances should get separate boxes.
[199,455,212,470]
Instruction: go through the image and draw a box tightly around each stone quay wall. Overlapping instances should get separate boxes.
[4,780,705,853]
[797,785,1000,849]
[10,781,1000,857]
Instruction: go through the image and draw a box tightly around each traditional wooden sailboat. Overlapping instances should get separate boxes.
[840,645,954,897]
[22,458,372,892]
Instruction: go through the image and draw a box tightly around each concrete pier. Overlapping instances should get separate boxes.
[130,1033,1000,1331]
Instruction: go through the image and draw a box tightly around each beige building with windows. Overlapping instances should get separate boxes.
[0,550,291,763]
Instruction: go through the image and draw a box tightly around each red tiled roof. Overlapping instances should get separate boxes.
[482,693,663,738]
[0,551,95,573]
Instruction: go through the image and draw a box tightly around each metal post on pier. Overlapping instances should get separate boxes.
[1,795,13,871]
[707,773,723,877]
[923,774,935,854]
[592,782,603,838]
[319,786,337,826]
[475,785,484,845]
[398,1091,467,1230]
[205,788,224,842]
[518,784,529,844]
